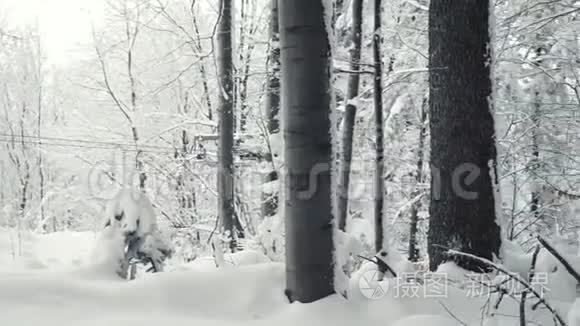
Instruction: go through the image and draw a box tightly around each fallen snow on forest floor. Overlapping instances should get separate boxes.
[0,228,576,326]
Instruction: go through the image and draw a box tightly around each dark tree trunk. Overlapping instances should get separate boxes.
[427,0,501,272]
[266,0,280,134]
[279,0,334,303]
[261,0,280,219]
[530,91,541,221]
[217,0,236,252]
[408,98,427,262]
[337,0,363,232]
[373,0,385,256]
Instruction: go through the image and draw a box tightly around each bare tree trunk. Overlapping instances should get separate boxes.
[178,129,197,223]
[19,105,30,230]
[408,98,427,262]
[373,0,385,256]
[36,38,46,231]
[192,11,213,120]
[530,91,541,221]
[279,0,334,303]
[337,0,363,232]
[123,5,146,190]
[427,0,501,272]
[261,0,280,219]
[236,0,256,135]
[217,0,236,252]
[266,0,280,134]
[20,174,29,219]
[238,51,253,134]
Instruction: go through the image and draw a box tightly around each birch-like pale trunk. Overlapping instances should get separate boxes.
[279,0,334,303]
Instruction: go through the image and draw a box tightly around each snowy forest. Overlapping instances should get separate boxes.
[0,0,580,325]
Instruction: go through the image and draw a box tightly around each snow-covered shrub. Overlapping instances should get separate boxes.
[104,188,157,237]
[95,188,173,278]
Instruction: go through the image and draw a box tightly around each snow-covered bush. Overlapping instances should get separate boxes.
[104,188,157,237]
[95,188,173,278]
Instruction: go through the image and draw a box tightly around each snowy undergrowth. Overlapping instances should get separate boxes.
[1,228,579,326]
[0,227,96,272]
[0,258,572,326]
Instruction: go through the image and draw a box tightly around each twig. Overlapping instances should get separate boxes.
[520,245,541,326]
[445,249,566,326]
[439,301,468,326]
[537,236,580,284]
[357,255,398,278]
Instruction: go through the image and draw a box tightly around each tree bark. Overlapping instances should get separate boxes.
[337,0,363,232]
[279,0,334,303]
[261,0,280,219]
[266,0,280,134]
[192,12,213,120]
[427,0,501,271]
[123,8,145,190]
[530,92,541,221]
[408,98,427,262]
[373,0,385,255]
[236,0,257,135]
[217,0,236,252]
[36,39,46,231]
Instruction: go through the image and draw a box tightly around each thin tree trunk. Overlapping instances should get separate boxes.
[337,0,363,232]
[192,12,213,120]
[179,130,197,223]
[279,0,334,303]
[238,50,253,134]
[124,5,145,190]
[217,0,236,252]
[19,106,30,230]
[373,0,385,256]
[36,40,46,231]
[237,0,258,135]
[20,174,29,219]
[530,91,541,221]
[408,98,427,262]
[261,0,280,219]
[236,0,247,134]
[427,0,501,272]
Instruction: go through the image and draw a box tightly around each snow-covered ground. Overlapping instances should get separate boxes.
[0,228,577,326]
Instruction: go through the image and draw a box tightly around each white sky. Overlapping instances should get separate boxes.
[1,0,105,65]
